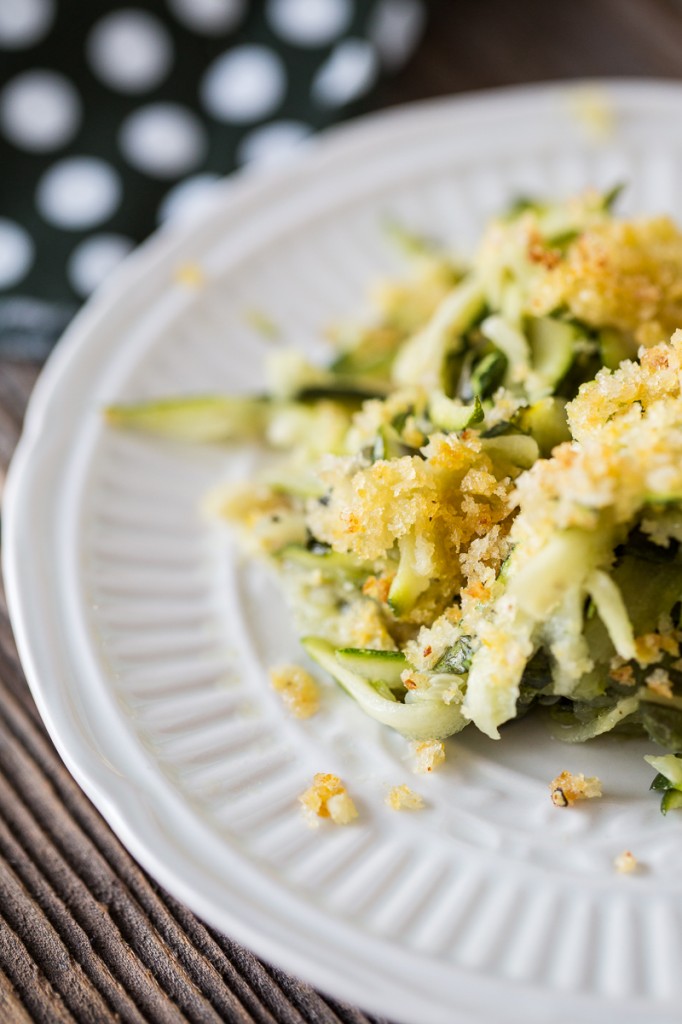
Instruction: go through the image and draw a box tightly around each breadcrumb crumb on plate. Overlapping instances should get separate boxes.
[386,785,424,811]
[566,87,616,141]
[269,664,320,719]
[299,773,358,827]
[411,740,445,774]
[614,850,638,874]
[550,770,602,807]
[173,262,205,289]
[646,667,674,700]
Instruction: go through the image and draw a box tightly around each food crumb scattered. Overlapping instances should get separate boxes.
[173,262,205,289]
[550,770,602,807]
[386,785,424,811]
[411,739,445,774]
[299,773,358,827]
[614,850,638,874]
[608,657,636,687]
[566,87,616,142]
[646,667,673,700]
[270,664,320,719]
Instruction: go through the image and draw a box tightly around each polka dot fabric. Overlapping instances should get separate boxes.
[0,0,425,359]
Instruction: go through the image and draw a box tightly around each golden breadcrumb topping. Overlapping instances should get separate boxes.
[173,262,205,289]
[269,664,320,719]
[307,432,514,621]
[206,481,306,554]
[530,217,682,345]
[635,627,681,667]
[567,89,616,142]
[510,333,682,553]
[386,785,425,811]
[614,850,638,874]
[411,739,446,774]
[299,773,358,826]
[336,598,396,650]
[609,657,636,687]
[646,667,674,700]
[203,193,682,760]
[550,770,602,807]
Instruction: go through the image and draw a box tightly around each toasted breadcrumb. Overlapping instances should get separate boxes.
[362,573,393,604]
[211,195,682,753]
[614,850,638,874]
[646,667,674,700]
[527,216,682,340]
[326,792,358,825]
[299,773,358,827]
[306,432,514,623]
[270,664,320,719]
[174,262,205,289]
[550,770,602,807]
[386,785,425,811]
[567,88,616,142]
[609,657,636,687]
[636,633,671,668]
[411,739,445,774]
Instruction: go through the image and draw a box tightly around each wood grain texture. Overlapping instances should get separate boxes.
[0,2,680,1020]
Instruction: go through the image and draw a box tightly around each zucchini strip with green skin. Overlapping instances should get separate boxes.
[645,754,682,787]
[392,275,485,390]
[388,531,431,617]
[514,397,570,456]
[335,648,408,689]
[464,530,615,738]
[527,317,581,394]
[585,569,636,660]
[105,395,270,442]
[553,695,641,743]
[479,315,531,382]
[428,393,483,432]
[276,544,371,581]
[303,637,466,740]
[106,190,682,796]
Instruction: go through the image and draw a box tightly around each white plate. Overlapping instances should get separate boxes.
[5,81,682,1024]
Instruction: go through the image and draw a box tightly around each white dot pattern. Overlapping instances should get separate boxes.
[311,38,379,107]
[200,46,286,124]
[0,70,81,152]
[157,173,221,225]
[0,0,54,50]
[367,0,426,70]
[237,120,311,167]
[0,218,34,288]
[166,0,246,35]
[86,10,173,94]
[0,0,426,358]
[67,233,135,297]
[36,157,122,230]
[266,0,352,47]
[119,103,207,178]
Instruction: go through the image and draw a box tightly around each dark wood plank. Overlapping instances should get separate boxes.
[0,968,37,1024]
[0,362,38,494]
[0,552,378,1022]
[377,0,682,106]
[0,922,74,1024]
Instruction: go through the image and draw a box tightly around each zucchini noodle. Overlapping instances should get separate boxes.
[107,188,682,803]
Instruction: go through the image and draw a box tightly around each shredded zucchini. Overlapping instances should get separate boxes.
[107,187,682,809]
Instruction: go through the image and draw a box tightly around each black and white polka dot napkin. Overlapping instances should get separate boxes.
[0,0,426,360]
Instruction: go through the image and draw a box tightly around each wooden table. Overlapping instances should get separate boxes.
[1,2,680,1020]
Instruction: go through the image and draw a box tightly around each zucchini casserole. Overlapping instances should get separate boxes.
[108,189,682,806]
